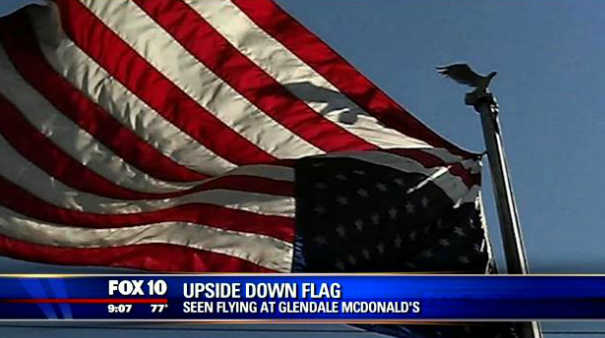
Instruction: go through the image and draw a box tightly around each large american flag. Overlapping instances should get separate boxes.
[0,0,487,274]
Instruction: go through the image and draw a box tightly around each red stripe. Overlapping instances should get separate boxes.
[231,0,476,159]
[0,93,294,199]
[0,14,207,183]
[134,0,375,153]
[0,235,276,272]
[384,149,479,187]
[51,0,276,166]
[448,162,481,187]
[3,298,168,304]
[0,175,295,243]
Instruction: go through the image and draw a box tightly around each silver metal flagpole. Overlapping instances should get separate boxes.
[465,91,543,338]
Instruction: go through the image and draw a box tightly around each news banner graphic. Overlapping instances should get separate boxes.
[0,275,603,321]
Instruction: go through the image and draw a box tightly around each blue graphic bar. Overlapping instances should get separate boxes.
[0,275,604,321]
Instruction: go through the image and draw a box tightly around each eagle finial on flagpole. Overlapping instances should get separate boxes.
[436,63,497,106]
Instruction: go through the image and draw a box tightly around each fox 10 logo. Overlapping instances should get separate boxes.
[108,279,168,296]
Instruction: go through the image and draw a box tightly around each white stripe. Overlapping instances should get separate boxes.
[78,0,323,159]
[0,205,293,272]
[459,185,481,207]
[477,193,494,272]
[28,5,237,177]
[318,151,474,202]
[221,164,294,182]
[185,0,463,161]
[422,148,482,173]
[0,133,294,217]
[0,45,198,194]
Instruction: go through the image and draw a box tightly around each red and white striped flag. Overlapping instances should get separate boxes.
[0,0,485,273]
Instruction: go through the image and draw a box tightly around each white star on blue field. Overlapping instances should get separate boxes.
[1,1,604,337]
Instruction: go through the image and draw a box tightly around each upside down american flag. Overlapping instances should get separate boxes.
[0,0,515,336]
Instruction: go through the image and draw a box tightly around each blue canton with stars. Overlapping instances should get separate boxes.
[293,156,490,273]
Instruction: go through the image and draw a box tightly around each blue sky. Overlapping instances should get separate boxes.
[0,0,604,337]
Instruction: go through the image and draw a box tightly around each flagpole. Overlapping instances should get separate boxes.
[465,91,543,338]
